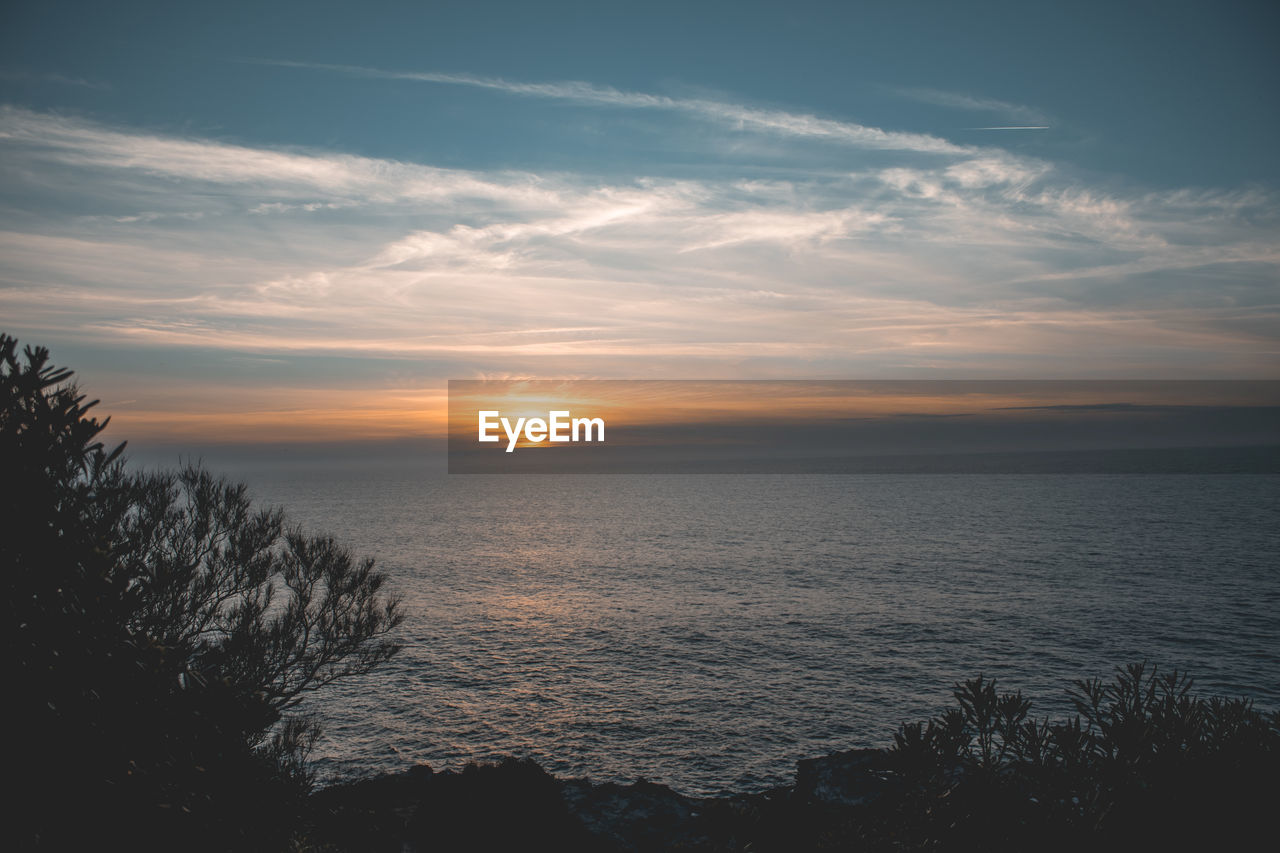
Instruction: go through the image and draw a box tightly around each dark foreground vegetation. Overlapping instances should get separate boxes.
[5,333,1278,851]
[4,334,402,850]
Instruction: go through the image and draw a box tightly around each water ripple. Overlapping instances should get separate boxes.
[226,470,1280,797]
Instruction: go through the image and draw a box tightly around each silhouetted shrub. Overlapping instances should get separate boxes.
[879,662,1280,850]
[2,334,402,850]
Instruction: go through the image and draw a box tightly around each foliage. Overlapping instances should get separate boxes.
[2,334,402,850]
[877,662,1280,850]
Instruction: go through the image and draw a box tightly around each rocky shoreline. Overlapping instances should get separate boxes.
[307,736,1276,852]
[308,748,903,851]
[305,668,1279,851]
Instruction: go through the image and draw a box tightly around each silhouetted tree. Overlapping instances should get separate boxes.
[2,334,402,850]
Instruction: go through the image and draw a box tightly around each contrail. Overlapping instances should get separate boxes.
[969,126,1050,131]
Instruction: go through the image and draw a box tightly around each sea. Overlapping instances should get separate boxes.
[138,453,1280,797]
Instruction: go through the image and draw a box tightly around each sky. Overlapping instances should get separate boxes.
[1,0,1277,444]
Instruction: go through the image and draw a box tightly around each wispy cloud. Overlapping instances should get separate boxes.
[1,97,1276,438]
[0,105,558,207]
[886,86,1052,126]
[253,60,974,156]
[0,69,112,90]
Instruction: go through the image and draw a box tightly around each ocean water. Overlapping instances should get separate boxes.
[212,465,1280,796]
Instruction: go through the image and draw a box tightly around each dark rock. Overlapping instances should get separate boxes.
[308,750,905,851]
[561,777,700,850]
[309,763,437,852]
[404,757,595,852]
[794,748,898,806]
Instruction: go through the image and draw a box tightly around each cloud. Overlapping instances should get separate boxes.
[0,99,1276,442]
[253,60,974,156]
[0,105,559,209]
[886,86,1052,126]
[0,69,112,90]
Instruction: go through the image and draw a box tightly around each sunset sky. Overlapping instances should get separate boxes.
[1,1,1277,444]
